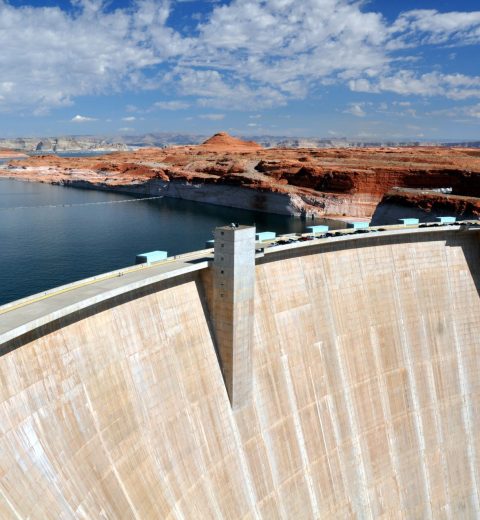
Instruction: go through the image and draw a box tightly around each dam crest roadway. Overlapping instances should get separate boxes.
[1,220,480,518]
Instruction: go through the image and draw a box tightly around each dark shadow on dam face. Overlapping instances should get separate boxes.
[195,273,223,374]
[448,231,480,300]
[0,271,203,358]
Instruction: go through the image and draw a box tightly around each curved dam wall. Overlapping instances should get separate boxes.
[1,228,480,518]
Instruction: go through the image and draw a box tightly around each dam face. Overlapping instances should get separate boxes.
[1,227,480,518]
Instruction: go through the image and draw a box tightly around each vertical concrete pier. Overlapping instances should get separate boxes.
[212,225,256,408]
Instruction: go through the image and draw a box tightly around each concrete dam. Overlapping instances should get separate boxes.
[1,223,480,518]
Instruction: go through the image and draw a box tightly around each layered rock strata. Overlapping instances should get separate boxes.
[2,133,480,218]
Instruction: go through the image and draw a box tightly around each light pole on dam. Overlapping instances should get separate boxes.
[212,224,256,409]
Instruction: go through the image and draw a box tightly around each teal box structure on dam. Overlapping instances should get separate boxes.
[307,225,329,235]
[347,221,370,229]
[135,250,168,264]
[256,231,276,242]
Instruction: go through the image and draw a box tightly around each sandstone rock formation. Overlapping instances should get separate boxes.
[200,132,262,152]
[2,135,480,219]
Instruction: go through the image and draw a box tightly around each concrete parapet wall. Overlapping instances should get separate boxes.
[0,228,480,518]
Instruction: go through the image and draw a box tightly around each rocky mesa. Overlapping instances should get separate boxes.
[2,132,480,219]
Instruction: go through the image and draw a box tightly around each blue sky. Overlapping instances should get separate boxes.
[1,0,480,140]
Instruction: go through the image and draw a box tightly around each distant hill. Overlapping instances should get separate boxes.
[0,132,479,152]
[0,136,128,152]
[200,132,262,151]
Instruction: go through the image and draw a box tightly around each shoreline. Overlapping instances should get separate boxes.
[0,151,28,159]
[2,140,480,222]
[0,175,372,224]
[3,173,381,221]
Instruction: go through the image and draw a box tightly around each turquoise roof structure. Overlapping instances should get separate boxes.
[347,221,369,229]
[307,225,329,234]
[256,231,276,242]
[135,251,168,264]
[436,216,456,224]
[399,218,419,226]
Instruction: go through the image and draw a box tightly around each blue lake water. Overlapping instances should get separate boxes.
[0,178,326,305]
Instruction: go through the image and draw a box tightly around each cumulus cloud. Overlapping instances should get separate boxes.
[390,9,480,47]
[122,116,136,121]
[169,67,288,109]
[429,104,480,119]
[153,101,190,110]
[344,103,366,117]
[185,0,387,105]
[0,0,479,115]
[71,114,97,122]
[199,113,225,120]
[0,0,185,113]
[350,71,480,99]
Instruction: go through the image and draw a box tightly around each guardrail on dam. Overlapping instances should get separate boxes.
[1,222,480,518]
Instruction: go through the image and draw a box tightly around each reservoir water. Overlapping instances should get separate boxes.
[0,178,324,305]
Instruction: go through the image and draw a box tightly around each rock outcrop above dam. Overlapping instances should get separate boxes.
[1,225,480,518]
[2,136,480,218]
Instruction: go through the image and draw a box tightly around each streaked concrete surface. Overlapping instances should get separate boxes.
[1,226,480,518]
[0,253,211,346]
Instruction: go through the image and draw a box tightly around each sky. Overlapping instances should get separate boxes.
[1,0,480,140]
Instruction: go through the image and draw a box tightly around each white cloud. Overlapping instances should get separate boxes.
[0,0,479,116]
[0,0,185,113]
[153,100,190,110]
[188,0,387,103]
[350,71,480,100]
[199,113,225,121]
[71,114,97,122]
[466,105,480,118]
[344,103,366,117]
[122,116,136,121]
[172,68,288,109]
[391,9,480,47]
[429,104,480,119]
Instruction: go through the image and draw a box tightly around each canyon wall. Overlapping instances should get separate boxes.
[3,141,480,218]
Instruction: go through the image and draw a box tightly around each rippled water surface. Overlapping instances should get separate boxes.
[0,178,325,305]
